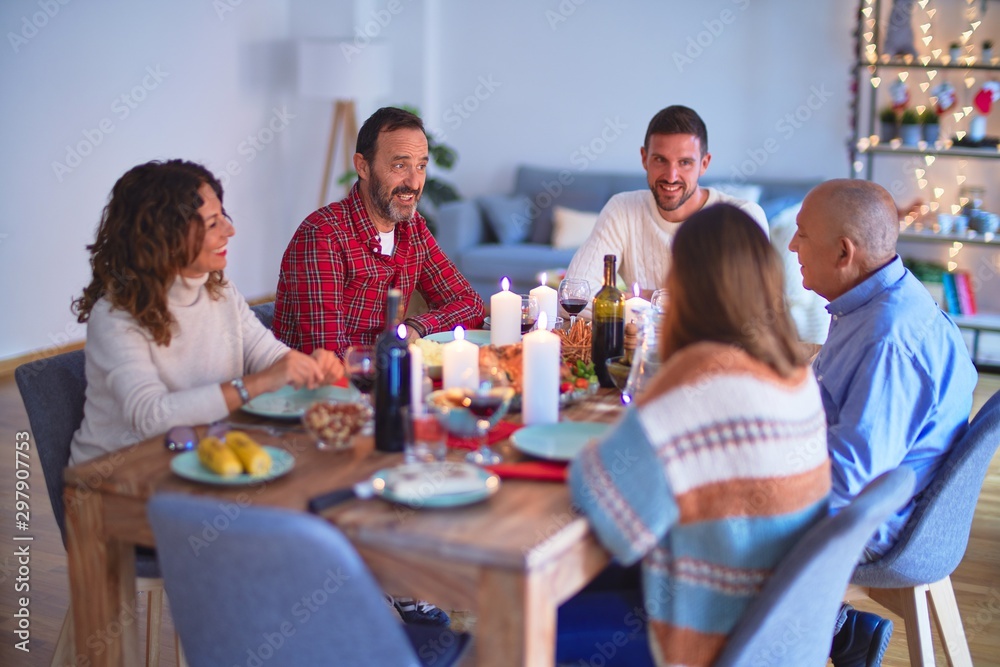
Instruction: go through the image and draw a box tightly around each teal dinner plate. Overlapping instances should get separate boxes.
[370,461,500,508]
[425,330,492,346]
[170,446,294,486]
[241,385,355,419]
[511,422,610,462]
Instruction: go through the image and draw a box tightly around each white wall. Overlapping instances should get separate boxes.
[1,0,912,362]
[0,0,294,360]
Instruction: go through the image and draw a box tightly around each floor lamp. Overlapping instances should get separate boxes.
[297,40,391,207]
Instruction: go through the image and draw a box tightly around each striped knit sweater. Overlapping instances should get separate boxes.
[569,342,830,666]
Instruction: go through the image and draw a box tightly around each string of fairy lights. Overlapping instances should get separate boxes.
[855,0,998,269]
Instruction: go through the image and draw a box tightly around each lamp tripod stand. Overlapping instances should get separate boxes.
[318,99,358,208]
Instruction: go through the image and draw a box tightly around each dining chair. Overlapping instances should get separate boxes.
[714,467,916,667]
[147,493,472,667]
[250,300,275,329]
[15,350,185,667]
[844,389,1000,666]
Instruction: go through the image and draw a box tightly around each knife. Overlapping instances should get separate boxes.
[307,478,378,513]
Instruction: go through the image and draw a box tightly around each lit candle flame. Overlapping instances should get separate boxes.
[537,311,548,331]
[540,272,547,286]
[632,282,641,298]
[501,277,510,292]
[454,326,466,342]
[396,323,407,339]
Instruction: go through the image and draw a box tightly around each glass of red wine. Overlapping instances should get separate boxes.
[344,345,375,426]
[520,294,539,334]
[558,278,591,328]
[463,365,514,466]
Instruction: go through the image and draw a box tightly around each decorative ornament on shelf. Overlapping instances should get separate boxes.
[968,81,1000,144]
[931,81,957,114]
[890,79,911,110]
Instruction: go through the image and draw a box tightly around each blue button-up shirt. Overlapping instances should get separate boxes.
[814,256,977,556]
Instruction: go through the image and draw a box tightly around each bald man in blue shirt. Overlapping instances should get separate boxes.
[789,179,977,667]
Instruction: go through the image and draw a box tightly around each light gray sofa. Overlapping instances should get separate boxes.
[435,164,822,298]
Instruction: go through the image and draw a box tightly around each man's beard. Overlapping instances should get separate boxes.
[650,179,696,213]
[368,171,421,224]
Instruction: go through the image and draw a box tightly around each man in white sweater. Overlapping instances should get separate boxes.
[565,105,767,310]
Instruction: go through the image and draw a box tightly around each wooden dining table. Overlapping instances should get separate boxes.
[63,388,626,666]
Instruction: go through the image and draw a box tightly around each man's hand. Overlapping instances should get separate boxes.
[402,324,422,344]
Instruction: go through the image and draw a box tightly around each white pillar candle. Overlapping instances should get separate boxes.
[530,273,559,330]
[442,326,479,391]
[522,312,561,425]
[624,282,651,326]
[490,277,522,346]
[409,343,424,415]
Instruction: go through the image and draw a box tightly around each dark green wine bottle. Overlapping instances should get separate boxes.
[591,255,625,388]
[374,289,411,452]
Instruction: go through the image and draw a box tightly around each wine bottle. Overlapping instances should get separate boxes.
[374,289,411,452]
[591,254,625,388]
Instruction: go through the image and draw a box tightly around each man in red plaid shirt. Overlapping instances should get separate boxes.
[273,107,485,357]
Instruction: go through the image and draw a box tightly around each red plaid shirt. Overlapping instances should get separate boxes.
[273,183,485,356]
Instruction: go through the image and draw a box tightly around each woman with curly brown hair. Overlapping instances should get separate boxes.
[70,160,343,465]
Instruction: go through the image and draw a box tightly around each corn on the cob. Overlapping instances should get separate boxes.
[197,436,242,477]
[224,431,272,476]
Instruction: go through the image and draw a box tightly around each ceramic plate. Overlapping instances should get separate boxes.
[241,385,355,419]
[425,330,492,346]
[170,446,294,486]
[370,461,500,508]
[511,422,610,462]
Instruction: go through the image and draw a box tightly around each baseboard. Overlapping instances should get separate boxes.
[1,294,276,381]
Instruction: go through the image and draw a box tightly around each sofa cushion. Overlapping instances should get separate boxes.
[460,243,578,291]
[514,167,612,245]
[551,206,601,249]
[711,182,763,204]
[479,194,533,245]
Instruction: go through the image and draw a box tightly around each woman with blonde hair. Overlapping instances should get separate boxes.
[565,204,830,666]
[70,160,342,464]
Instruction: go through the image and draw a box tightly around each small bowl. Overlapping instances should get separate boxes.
[302,401,371,450]
[426,387,515,438]
[605,356,632,392]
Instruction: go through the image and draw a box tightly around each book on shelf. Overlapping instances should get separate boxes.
[904,258,947,310]
[941,272,961,315]
[954,271,978,316]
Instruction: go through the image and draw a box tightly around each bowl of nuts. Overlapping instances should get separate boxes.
[302,401,372,450]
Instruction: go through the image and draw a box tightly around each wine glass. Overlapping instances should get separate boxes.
[558,278,591,328]
[650,288,670,314]
[344,345,375,409]
[464,365,514,466]
[520,294,539,334]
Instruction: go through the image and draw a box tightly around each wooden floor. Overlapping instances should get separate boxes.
[0,374,998,666]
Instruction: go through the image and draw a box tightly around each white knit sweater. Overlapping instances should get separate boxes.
[565,188,768,316]
[70,275,289,465]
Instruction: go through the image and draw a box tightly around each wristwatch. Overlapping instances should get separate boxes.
[230,378,251,405]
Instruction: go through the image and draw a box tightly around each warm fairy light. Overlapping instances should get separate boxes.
[927,70,938,80]
[956,130,967,140]
[920,22,931,34]
[948,261,958,271]
[899,72,909,82]
[871,77,882,88]
[920,56,932,66]
[930,201,940,212]
[917,0,928,7]
[925,155,936,166]
[934,187,945,198]
[952,204,962,214]
[918,179,929,189]
[917,104,926,114]
[963,106,973,116]
[859,137,872,151]
[853,161,865,173]
[915,168,926,178]
[965,77,976,88]
[932,48,942,59]
[954,112,965,122]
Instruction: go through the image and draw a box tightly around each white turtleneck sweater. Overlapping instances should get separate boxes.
[70,275,289,465]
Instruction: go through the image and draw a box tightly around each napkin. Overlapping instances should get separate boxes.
[386,462,485,497]
[485,461,568,483]
[447,421,522,451]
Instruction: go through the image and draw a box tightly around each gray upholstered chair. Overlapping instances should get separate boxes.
[713,468,916,667]
[250,300,275,329]
[148,493,472,667]
[15,350,184,667]
[845,390,1000,666]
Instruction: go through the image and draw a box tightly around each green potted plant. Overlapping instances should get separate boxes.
[920,109,940,144]
[879,107,898,142]
[337,105,459,233]
[899,108,922,146]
